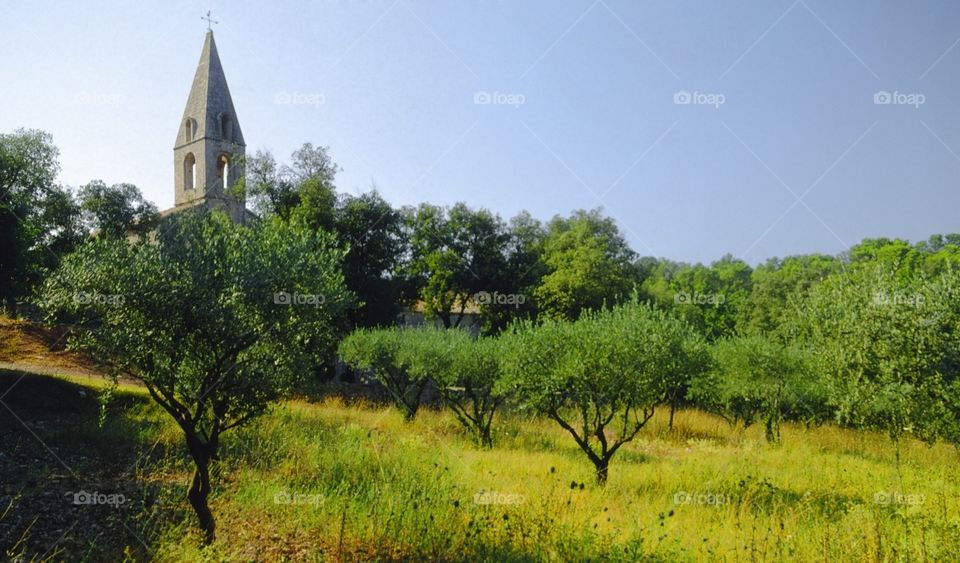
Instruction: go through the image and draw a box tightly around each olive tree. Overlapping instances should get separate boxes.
[502,301,698,484]
[690,336,813,444]
[787,263,960,486]
[40,210,353,544]
[338,327,429,421]
[401,328,505,447]
[658,327,711,431]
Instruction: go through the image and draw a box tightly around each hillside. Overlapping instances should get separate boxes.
[0,318,92,371]
[0,318,139,386]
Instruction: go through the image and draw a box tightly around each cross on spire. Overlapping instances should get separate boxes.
[201,10,218,31]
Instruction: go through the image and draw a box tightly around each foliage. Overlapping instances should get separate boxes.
[501,299,697,484]
[791,263,957,445]
[39,210,353,543]
[400,328,505,447]
[738,254,841,337]
[534,209,637,321]
[288,176,338,233]
[476,211,546,333]
[338,327,429,421]
[404,202,513,329]
[334,190,410,328]
[641,254,751,341]
[243,143,340,220]
[691,336,817,443]
[0,129,80,316]
[657,324,712,430]
[77,180,158,238]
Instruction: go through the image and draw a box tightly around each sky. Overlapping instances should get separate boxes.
[2,0,959,265]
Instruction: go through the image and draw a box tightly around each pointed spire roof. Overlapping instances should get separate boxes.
[177,31,245,146]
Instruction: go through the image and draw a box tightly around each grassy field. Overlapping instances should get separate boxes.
[2,369,958,562]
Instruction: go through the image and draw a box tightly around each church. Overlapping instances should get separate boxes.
[162,29,254,224]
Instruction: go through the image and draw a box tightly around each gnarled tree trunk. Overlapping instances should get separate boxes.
[185,433,217,545]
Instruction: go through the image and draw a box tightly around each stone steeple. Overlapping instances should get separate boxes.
[172,30,247,222]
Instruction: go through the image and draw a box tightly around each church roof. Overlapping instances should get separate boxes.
[176,31,245,147]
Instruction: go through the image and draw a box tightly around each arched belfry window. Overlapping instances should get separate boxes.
[184,153,196,190]
[184,118,197,142]
[218,154,230,190]
[219,113,233,141]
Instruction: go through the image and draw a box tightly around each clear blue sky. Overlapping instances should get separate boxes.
[2,0,959,264]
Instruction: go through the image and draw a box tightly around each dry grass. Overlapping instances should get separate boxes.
[3,369,958,561]
[161,399,960,561]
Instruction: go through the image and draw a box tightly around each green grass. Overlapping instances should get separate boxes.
[3,371,959,561]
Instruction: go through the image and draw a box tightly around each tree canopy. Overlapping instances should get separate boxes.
[40,210,354,543]
[502,299,703,484]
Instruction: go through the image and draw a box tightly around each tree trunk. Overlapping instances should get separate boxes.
[478,425,493,449]
[186,437,216,545]
[668,401,676,431]
[594,457,610,486]
[401,388,420,421]
[400,379,427,422]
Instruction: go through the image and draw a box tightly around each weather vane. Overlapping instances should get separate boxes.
[201,10,218,31]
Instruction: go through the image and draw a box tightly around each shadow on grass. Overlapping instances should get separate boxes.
[729,475,859,519]
[0,370,187,561]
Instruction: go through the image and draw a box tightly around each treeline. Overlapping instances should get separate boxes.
[6,128,957,342]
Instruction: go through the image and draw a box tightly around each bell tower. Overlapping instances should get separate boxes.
[173,29,247,222]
